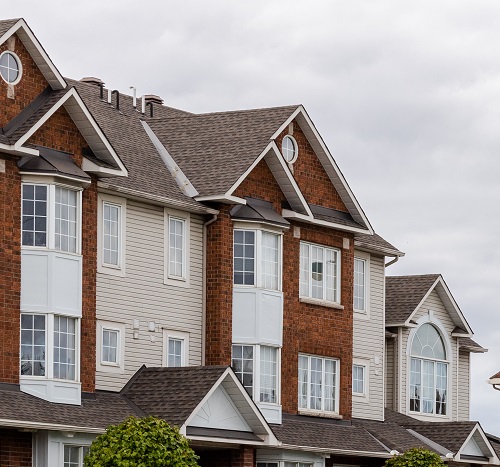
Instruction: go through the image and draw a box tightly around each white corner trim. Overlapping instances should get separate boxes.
[141,121,199,197]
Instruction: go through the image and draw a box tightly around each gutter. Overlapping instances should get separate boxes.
[278,443,391,458]
[0,418,105,434]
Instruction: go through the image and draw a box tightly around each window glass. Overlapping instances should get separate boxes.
[103,203,120,265]
[53,316,76,380]
[233,230,255,285]
[298,354,338,412]
[354,258,366,311]
[169,217,185,278]
[353,364,365,394]
[299,242,340,303]
[0,52,20,83]
[102,329,119,364]
[232,344,254,396]
[261,232,279,290]
[55,187,78,253]
[22,184,47,247]
[64,445,88,467]
[260,346,278,403]
[168,338,183,367]
[20,314,46,376]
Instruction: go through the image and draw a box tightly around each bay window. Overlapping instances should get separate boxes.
[232,344,279,404]
[409,323,448,416]
[300,242,340,303]
[298,354,339,413]
[233,229,281,290]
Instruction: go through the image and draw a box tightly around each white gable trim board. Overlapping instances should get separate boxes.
[457,425,499,464]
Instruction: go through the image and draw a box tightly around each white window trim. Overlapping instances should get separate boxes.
[352,358,370,402]
[21,181,83,256]
[19,312,81,382]
[97,193,126,276]
[96,320,125,374]
[406,312,452,420]
[163,329,190,367]
[0,50,23,85]
[353,250,370,317]
[231,343,281,406]
[164,208,190,287]
[298,353,340,416]
[299,241,341,306]
[233,223,283,292]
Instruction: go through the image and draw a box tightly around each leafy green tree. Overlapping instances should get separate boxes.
[84,416,199,467]
[385,448,445,467]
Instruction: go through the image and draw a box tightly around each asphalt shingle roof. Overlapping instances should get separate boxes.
[354,233,403,256]
[385,274,440,324]
[0,18,19,38]
[148,106,298,196]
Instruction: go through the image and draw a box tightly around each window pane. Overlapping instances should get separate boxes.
[54,316,77,380]
[311,246,324,299]
[169,218,185,278]
[422,360,434,414]
[261,232,279,290]
[260,346,278,403]
[354,258,365,311]
[20,314,45,376]
[299,243,310,297]
[55,187,78,253]
[168,337,183,367]
[103,203,120,266]
[232,344,254,397]
[353,364,365,394]
[22,185,47,247]
[324,359,336,411]
[436,362,447,415]
[102,329,119,364]
[325,248,338,302]
[233,230,255,286]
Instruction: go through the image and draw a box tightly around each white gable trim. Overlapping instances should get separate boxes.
[0,142,39,157]
[13,87,127,177]
[271,105,373,233]
[195,194,247,204]
[0,418,104,434]
[456,424,499,464]
[0,19,66,90]
[404,276,473,335]
[182,367,278,446]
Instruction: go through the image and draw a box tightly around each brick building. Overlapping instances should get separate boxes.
[0,17,499,467]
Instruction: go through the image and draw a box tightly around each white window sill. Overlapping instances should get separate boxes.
[353,392,369,403]
[299,297,344,310]
[298,409,342,419]
[164,276,190,288]
[98,263,125,277]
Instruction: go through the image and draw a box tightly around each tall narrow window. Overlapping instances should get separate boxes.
[353,257,366,311]
[409,323,448,415]
[168,338,183,367]
[169,217,185,278]
[55,187,78,253]
[352,364,365,394]
[20,314,46,376]
[234,230,255,285]
[53,316,76,380]
[260,346,278,403]
[102,329,119,364]
[300,242,340,303]
[261,232,279,290]
[103,202,120,266]
[232,344,254,396]
[298,354,338,413]
[22,184,47,247]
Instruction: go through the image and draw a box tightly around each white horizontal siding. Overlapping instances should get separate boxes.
[385,337,395,410]
[458,351,470,421]
[96,200,204,391]
[353,253,385,421]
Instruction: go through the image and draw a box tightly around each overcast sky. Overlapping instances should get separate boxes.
[5,0,500,434]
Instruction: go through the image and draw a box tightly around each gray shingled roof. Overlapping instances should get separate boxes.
[385,275,440,324]
[147,106,298,196]
[272,414,388,454]
[459,337,487,353]
[490,371,500,380]
[0,384,137,430]
[0,18,19,38]
[70,79,206,211]
[121,365,228,427]
[354,233,404,257]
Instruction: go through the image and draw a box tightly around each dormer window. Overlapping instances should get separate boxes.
[0,51,21,84]
[409,323,448,416]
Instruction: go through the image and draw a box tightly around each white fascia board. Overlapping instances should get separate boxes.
[278,444,390,458]
[353,242,405,258]
[195,194,247,205]
[282,209,371,234]
[141,121,198,197]
[488,378,500,385]
[82,157,126,177]
[18,170,91,187]
[0,418,104,434]
[0,143,39,156]
[457,424,499,464]
[182,368,279,446]
[186,435,271,446]
[0,19,66,90]
[271,105,374,233]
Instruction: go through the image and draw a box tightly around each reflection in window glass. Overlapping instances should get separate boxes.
[22,185,47,247]
[232,344,254,396]
[168,338,183,367]
[103,203,120,265]
[169,217,185,278]
[20,314,46,376]
[55,187,78,253]
[53,316,76,380]
[233,230,255,285]
[102,329,119,364]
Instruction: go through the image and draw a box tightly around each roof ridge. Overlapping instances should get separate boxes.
[386,274,441,279]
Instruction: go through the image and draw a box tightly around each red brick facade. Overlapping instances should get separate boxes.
[0,429,32,467]
[205,135,354,419]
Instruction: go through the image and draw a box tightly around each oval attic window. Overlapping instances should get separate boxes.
[0,51,21,84]
[282,135,298,163]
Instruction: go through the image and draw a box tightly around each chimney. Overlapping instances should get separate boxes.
[144,94,164,106]
[80,77,105,87]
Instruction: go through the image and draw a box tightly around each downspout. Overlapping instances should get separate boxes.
[385,255,400,268]
[456,341,459,420]
[202,214,218,365]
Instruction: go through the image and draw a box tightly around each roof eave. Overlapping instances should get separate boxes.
[0,417,105,434]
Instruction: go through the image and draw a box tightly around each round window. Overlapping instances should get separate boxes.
[282,135,298,163]
[0,51,21,84]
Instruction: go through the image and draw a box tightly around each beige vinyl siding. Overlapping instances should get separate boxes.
[96,199,204,391]
[385,336,395,410]
[400,289,458,420]
[457,351,470,420]
[352,253,385,421]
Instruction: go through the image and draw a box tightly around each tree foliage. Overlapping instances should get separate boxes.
[384,448,445,467]
[84,416,199,467]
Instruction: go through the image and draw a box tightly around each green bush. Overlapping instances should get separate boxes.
[84,416,199,467]
[385,448,445,467]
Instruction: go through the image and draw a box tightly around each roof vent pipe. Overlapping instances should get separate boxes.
[141,95,145,114]
[107,89,112,104]
[144,94,164,106]
[111,90,120,111]
[130,86,137,109]
[80,77,105,86]
[146,102,154,118]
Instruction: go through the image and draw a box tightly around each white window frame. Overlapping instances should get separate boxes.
[353,251,370,316]
[164,208,190,287]
[162,329,190,367]
[63,444,90,467]
[20,312,81,382]
[96,320,125,374]
[233,225,283,291]
[299,241,341,306]
[0,50,23,85]
[231,343,281,406]
[352,359,369,401]
[21,182,83,255]
[298,353,340,415]
[97,193,126,276]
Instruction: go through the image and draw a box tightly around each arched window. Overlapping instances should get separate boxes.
[409,323,448,415]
